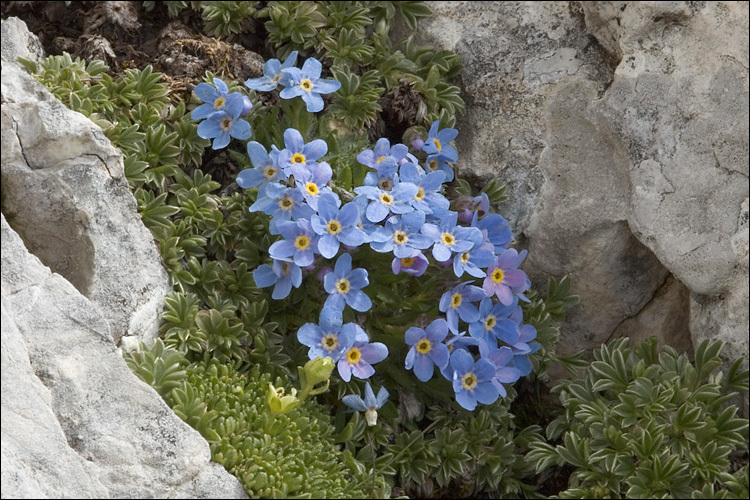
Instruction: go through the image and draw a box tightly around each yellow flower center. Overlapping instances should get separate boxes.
[393,231,408,245]
[379,193,393,206]
[305,182,319,196]
[294,235,310,250]
[376,155,386,163]
[433,138,442,151]
[461,372,478,390]
[346,347,361,364]
[451,293,462,308]
[491,268,504,284]
[322,334,338,352]
[326,220,341,235]
[460,252,470,264]
[336,278,350,294]
[279,196,294,211]
[263,165,278,179]
[441,232,455,246]
[300,78,314,91]
[416,338,432,354]
[400,257,415,268]
[213,96,226,109]
[291,153,306,164]
[414,187,425,201]
[484,315,496,330]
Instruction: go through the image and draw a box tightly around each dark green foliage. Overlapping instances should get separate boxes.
[526,337,750,499]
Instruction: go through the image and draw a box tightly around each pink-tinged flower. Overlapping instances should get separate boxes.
[391,253,429,276]
[483,248,529,306]
[338,326,388,382]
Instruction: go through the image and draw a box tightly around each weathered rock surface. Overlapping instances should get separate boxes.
[1,18,247,498]
[413,0,749,394]
[1,216,247,498]
[1,17,168,345]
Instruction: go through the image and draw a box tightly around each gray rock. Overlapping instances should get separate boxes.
[413,1,748,393]
[1,214,247,499]
[1,18,248,498]
[1,18,169,345]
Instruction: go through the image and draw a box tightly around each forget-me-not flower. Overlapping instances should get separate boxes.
[450,348,499,411]
[483,248,529,306]
[244,51,298,91]
[476,339,521,398]
[236,141,286,191]
[354,183,418,223]
[297,306,355,362]
[356,138,409,171]
[277,128,328,177]
[369,210,433,258]
[423,120,458,162]
[399,162,450,217]
[338,327,388,382]
[294,161,335,211]
[323,253,372,312]
[253,258,302,300]
[311,193,366,259]
[279,58,341,112]
[391,253,429,277]
[421,211,482,263]
[468,296,520,347]
[196,93,252,149]
[191,77,233,120]
[248,183,315,234]
[268,219,319,267]
[342,382,389,426]
[404,319,451,382]
[439,281,486,334]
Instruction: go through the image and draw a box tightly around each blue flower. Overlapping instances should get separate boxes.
[439,281,486,334]
[279,58,341,112]
[244,51,298,91]
[311,193,366,259]
[452,237,496,279]
[277,128,328,177]
[473,212,513,253]
[405,319,451,382]
[391,253,429,277]
[323,253,372,312]
[357,138,409,171]
[293,161,335,211]
[468,297,520,347]
[236,141,286,191]
[354,183,418,223]
[196,93,252,149]
[439,331,479,380]
[248,183,315,234]
[399,162,450,218]
[476,339,521,398]
[253,258,302,299]
[342,382,389,426]
[449,348,499,411]
[421,211,482,263]
[423,120,458,162]
[191,77,233,120]
[369,211,433,258]
[297,307,356,362]
[507,305,541,376]
[425,153,455,182]
[268,219,319,267]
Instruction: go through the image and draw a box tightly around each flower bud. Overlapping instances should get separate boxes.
[266,383,301,414]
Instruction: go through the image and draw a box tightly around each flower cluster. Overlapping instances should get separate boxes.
[192,55,539,412]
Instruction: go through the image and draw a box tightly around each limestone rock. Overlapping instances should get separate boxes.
[413,1,748,387]
[1,214,247,498]
[1,18,168,345]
